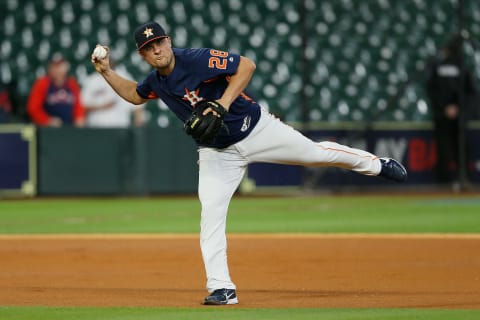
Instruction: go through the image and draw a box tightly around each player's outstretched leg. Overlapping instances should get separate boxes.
[238,110,407,182]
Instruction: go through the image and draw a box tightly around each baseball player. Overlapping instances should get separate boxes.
[91,22,407,305]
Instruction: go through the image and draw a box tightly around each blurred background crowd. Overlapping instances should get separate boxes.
[1,0,480,194]
[2,0,480,125]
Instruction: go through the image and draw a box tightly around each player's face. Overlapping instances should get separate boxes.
[139,37,174,74]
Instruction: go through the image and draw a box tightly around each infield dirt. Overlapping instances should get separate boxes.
[0,234,479,309]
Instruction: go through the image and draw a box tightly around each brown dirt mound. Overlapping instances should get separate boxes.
[0,235,479,309]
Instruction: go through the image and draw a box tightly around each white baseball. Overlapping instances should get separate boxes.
[93,46,107,59]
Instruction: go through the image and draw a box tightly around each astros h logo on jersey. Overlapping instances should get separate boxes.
[182,88,204,107]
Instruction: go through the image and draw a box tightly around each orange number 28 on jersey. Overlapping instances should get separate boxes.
[208,49,228,70]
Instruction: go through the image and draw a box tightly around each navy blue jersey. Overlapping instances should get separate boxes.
[44,84,75,124]
[136,48,261,148]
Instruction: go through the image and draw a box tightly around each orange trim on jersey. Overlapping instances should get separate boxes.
[317,143,379,160]
[203,76,219,83]
[147,91,158,99]
[239,91,256,104]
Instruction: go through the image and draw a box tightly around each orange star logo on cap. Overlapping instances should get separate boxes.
[143,27,154,38]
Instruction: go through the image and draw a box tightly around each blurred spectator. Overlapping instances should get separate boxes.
[81,62,144,128]
[426,35,477,184]
[0,82,13,123]
[27,53,85,127]
[1,80,26,123]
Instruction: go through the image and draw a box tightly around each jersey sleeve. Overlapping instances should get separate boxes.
[136,72,159,99]
[189,48,241,79]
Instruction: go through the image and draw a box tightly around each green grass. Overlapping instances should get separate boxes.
[1,307,480,320]
[0,195,480,234]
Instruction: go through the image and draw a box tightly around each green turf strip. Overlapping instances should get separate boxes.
[0,196,480,234]
[1,307,480,320]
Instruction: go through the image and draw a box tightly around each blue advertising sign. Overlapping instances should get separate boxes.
[0,125,36,196]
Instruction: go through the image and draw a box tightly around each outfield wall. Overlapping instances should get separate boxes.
[1,123,479,195]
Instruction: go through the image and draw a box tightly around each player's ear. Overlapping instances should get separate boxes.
[138,49,146,59]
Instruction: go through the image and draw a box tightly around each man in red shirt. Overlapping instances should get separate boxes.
[27,53,85,127]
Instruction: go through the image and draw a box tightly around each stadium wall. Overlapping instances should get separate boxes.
[1,123,479,196]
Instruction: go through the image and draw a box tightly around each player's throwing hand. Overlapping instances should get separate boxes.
[91,44,111,74]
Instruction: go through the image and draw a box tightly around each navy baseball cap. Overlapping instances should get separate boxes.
[134,22,168,50]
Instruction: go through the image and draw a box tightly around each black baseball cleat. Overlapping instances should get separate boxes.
[378,158,407,182]
[203,289,238,305]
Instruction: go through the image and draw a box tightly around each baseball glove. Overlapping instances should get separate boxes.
[184,100,227,145]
